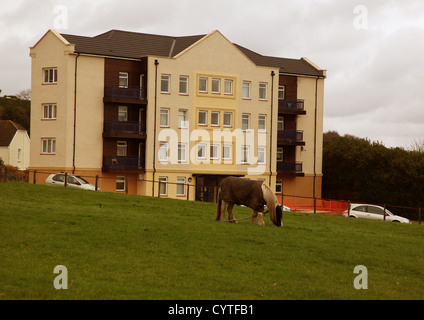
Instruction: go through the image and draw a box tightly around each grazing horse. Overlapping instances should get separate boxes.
[216,176,283,227]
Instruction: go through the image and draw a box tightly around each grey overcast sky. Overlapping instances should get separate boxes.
[1,0,423,148]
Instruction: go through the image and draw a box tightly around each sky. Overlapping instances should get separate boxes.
[1,0,423,149]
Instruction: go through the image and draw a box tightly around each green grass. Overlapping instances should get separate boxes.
[1,182,424,300]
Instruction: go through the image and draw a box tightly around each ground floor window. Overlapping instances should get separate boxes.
[159,176,167,196]
[176,177,186,196]
[116,176,125,191]
[276,178,282,193]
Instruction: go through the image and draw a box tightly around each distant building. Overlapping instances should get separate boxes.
[0,120,30,170]
[29,29,326,201]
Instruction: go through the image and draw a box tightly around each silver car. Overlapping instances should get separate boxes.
[45,173,100,191]
[342,204,410,223]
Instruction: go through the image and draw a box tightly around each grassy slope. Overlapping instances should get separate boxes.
[1,182,423,300]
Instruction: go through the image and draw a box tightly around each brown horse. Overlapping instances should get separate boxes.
[216,176,283,227]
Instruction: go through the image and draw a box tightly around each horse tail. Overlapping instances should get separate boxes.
[216,184,222,221]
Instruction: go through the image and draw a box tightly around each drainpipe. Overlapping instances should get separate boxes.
[269,70,275,187]
[313,77,318,214]
[152,59,159,196]
[72,53,80,174]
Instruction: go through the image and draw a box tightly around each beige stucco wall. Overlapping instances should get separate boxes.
[144,31,280,191]
[30,30,76,171]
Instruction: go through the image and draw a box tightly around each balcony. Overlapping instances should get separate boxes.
[278,99,306,115]
[103,156,145,171]
[103,121,146,139]
[277,161,303,174]
[104,86,147,104]
[277,130,305,146]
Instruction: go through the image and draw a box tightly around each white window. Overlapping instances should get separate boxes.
[42,138,56,154]
[224,79,233,95]
[211,78,220,93]
[276,147,283,162]
[258,114,266,132]
[197,143,206,159]
[17,148,21,161]
[242,114,250,130]
[276,178,282,193]
[211,111,220,126]
[198,110,207,125]
[242,81,251,99]
[258,146,266,164]
[223,112,232,127]
[161,74,170,93]
[159,177,167,196]
[241,145,249,164]
[179,76,188,94]
[210,144,219,160]
[259,82,267,100]
[116,176,125,191]
[178,110,188,128]
[119,72,128,88]
[160,108,169,127]
[176,177,186,196]
[278,85,285,100]
[277,116,284,131]
[117,141,127,156]
[223,144,232,160]
[43,104,57,119]
[199,77,208,92]
[159,142,169,161]
[178,143,187,162]
[118,106,128,122]
[43,68,57,84]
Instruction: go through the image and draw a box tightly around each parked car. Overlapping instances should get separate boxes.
[342,203,410,223]
[45,173,100,191]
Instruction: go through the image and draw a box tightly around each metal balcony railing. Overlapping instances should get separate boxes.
[104,121,146,134]
[104,86,146,99]
[103,156,145,169]
[278,99,305,112]
[277,161,303,173]
[277,130,304,142]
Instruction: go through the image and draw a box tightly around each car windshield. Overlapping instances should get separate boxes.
[76,176,90,184]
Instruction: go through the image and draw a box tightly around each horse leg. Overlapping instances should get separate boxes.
[257,212,265,226]
[251,211,258,225]
[227,203,237,223]
[218,201,227,221]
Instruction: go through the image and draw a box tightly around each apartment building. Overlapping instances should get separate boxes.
[29,29,325,201]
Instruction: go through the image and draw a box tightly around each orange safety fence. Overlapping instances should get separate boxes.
[276,195,349,215]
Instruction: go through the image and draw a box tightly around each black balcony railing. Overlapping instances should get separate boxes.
[103,156,145,169]
[104,86,146,99]
[277,161,303,173]
[104,121,146,134]
[277,130,304,142]
[278,99,305,112]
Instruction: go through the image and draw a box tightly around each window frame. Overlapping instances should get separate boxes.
[161,74,171,93]
[257,146,266,164]
[116,176,126,192]
[178,143,187,163]
[159,176,168,196]
[42,104,57,120]
[211,111,220,127]
[224,79,233,95]
[117,141,127,157]
[119,72,128,88]
[198,110,207,126]
[197,143,207,160]
[178,109,188,128]
[179,75,189,95]
[160,108,169,127]
[223,112,232,127]
[241,113,250,131]
[259,82,267,100]
[242,81,251,99]
[176,177,186,197]
[118,106,128,122]
[241,145,249,164]
[210,144,219,160]
[159,142,169,162]
[43,68,58,84]
[211,78,220,94]
[198,77,208,93]
[41,138,56,154]
[278,85,285,100]
[223,144,232,161]
[258,114,267,132]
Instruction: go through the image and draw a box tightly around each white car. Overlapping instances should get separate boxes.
[342,204,410,223]
[45,173,100,191]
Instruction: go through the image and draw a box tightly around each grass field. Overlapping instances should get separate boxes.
[1,182,423,300]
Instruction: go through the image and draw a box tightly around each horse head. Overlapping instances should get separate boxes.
[274,204,283,227]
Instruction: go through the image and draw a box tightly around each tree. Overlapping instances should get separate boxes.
[16,89,31,101]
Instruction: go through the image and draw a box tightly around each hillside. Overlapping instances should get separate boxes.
[1,182,423,300]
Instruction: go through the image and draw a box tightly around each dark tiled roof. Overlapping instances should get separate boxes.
[61,30,324,76]
[0,120,25,147]
[61,30,206,59]
[234,44,325,77]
